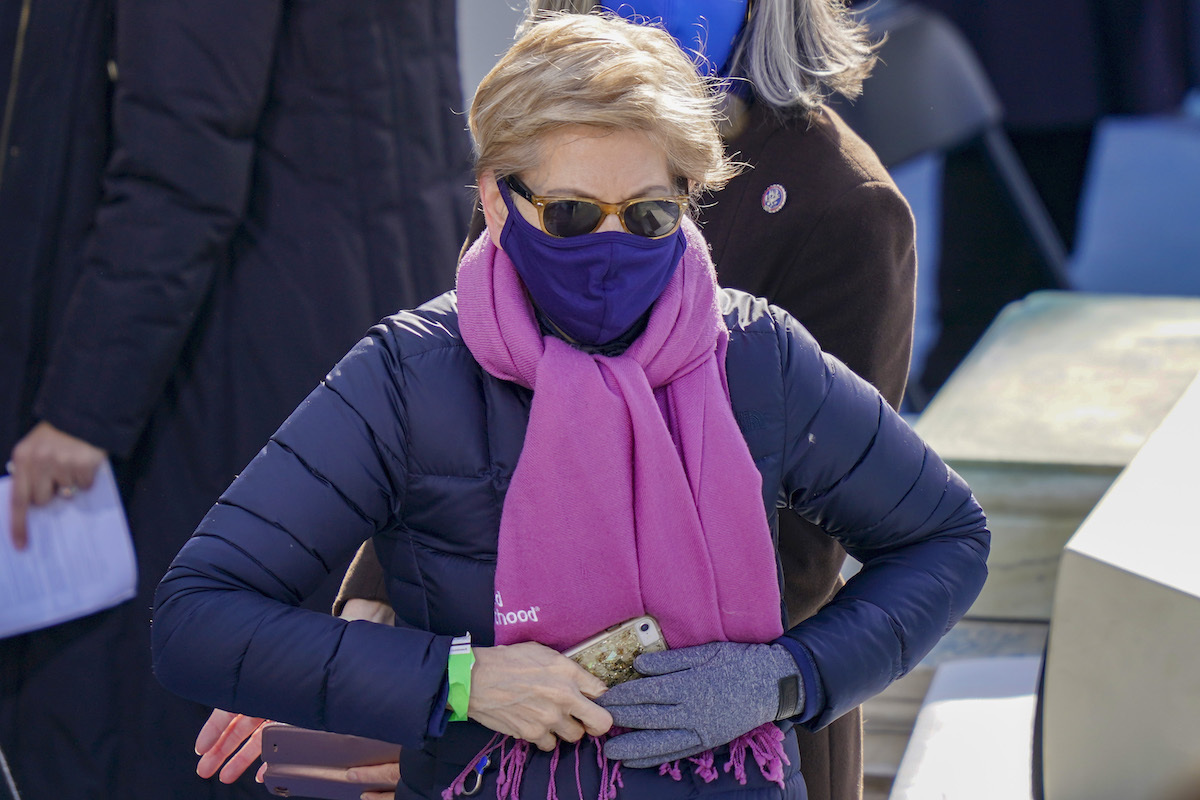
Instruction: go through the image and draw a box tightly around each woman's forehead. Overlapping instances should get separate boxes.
[526,126,672,197]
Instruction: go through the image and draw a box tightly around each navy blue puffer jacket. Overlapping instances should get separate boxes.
[152,289,988,799]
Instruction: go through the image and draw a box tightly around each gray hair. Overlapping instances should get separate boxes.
[526,0,877,111]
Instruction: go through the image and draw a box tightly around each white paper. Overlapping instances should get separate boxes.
[0,461,136,639]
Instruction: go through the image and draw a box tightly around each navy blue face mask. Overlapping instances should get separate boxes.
[498,178,687,346]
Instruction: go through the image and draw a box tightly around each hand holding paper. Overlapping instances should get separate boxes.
[7,421,107,548]
[0,460,135,639]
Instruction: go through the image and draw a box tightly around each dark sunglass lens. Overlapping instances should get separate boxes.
[543,200,604,237]
[624,200,682,238]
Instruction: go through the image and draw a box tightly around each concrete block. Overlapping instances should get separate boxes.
[1042,373,1200,800]
[889,656,1042,800]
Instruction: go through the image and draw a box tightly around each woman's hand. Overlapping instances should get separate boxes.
[352,762,402,800]
[469,642,612,751]
[340,598,396,625]
[190,603,392,784]
[8,421,107,549]
[195,709,270,784]
[598,642,803,767]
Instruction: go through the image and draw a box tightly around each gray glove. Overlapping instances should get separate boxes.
[596,642,804,768]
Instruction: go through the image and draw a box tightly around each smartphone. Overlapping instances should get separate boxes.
[260,722,401,800]
[563,615,667,687]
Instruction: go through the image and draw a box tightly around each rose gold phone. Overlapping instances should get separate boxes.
[563,616,667,687]
[260,723,401,800]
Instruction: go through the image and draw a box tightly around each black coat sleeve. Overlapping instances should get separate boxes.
[34,0,282,457]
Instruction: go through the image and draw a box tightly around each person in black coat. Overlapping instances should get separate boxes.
[1,1,472,798]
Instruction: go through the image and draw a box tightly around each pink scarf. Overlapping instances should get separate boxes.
[451,218,786,797]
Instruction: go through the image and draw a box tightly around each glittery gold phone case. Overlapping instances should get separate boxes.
[563,616,667,687]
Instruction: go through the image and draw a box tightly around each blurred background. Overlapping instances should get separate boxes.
[461,0,1200,414]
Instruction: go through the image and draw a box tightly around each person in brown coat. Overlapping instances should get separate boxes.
[193,3,915,800]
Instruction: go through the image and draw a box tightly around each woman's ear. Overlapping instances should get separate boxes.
[479,171,507,248]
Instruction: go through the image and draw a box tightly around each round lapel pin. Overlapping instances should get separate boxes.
[761,183,787,213]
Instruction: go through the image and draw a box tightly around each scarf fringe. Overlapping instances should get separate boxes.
[594,734,623,800]
[498,738,531,800]
[443,724,787,800]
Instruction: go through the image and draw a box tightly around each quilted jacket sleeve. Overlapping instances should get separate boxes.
[151,327,452,747]
[773,313,990,730]
[34,0,282,457]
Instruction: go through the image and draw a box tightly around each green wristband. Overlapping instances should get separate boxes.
[447,634,474,722]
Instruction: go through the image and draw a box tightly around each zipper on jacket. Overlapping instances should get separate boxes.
[0,0,33,190]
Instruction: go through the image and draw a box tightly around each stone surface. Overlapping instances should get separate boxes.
[1042,373,1200,800]
[916,292,1200,624]
[888,656,1042,800]
[917,291,1200,468]
[863,292,1200,794]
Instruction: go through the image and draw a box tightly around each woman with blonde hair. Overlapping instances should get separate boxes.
[154,13,985,800]
[330,3,915,797]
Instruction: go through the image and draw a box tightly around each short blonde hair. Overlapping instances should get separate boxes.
[469,12,739,202]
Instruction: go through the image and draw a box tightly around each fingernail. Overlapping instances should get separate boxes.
[346,770,359,782]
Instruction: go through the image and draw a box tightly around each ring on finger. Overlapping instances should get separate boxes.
[58,485,78,499]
